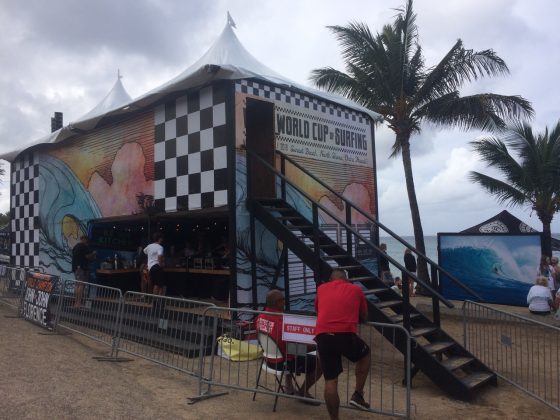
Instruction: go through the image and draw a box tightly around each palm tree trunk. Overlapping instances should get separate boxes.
[540,215,552,257]
[400,136,429,284]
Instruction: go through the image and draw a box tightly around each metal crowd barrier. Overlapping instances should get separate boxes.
[463,300,560,411]
[53,278,124,355]
[192,307,411,418]
[113,291,216,377]
[0,265,28,310]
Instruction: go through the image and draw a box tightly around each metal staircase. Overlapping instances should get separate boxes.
[245,149,497,400]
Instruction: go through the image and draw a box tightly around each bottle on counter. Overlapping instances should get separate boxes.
[114,253,118,270]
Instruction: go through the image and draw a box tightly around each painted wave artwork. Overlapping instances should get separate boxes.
[439,235,541,306]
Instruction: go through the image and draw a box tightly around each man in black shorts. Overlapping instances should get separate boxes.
[315,269,371,419]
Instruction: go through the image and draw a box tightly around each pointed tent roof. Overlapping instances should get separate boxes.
[0,74,133,162]
[0,17,381,162]
[460,210,559,251]
[78,72,132,122]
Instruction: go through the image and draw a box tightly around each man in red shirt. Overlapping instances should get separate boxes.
[315,269,371,419]
[256,289,322,402]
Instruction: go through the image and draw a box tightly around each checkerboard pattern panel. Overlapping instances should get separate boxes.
[10,153,40,268]
[235,79,371,125]
[153,85,228,212]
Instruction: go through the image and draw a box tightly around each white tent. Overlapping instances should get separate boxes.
[0,17,381,163]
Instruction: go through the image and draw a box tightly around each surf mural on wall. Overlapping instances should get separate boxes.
[438,233,542,306]
[37,112,155,277]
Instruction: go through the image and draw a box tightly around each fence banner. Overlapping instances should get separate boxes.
[21,272,58,329]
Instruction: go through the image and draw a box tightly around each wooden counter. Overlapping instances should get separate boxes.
[97,267,230,276]
[96,268,140,274]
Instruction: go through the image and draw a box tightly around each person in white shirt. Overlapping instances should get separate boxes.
[144,232,165,296]
[526,276,553,315]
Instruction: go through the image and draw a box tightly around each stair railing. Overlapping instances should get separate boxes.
[245,148,455,319]
[275,151,483,326]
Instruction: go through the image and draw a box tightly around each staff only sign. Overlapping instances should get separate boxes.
[275,103,373,168]
[22,272,58,328]
[281,314,317,345]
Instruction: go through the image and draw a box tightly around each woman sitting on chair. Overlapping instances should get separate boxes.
[255,289,322,403]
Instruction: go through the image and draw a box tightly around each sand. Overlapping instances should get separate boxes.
[0,302,557,419]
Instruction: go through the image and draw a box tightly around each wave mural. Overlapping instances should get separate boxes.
[38,154,102,276]
[439,234,542,306]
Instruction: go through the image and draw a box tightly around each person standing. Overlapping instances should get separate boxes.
[378,243,393,286]
[550,256,559,291]
[314,269,371,419]
[71,235,96,308]
[144,232,165,296]
[403,248,417,297]
[537,255,555,292]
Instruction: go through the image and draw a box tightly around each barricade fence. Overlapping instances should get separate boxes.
[113,291,216,377]
[0,264,410,417]
[194,306,411,418]
[53,278,123,353]
[463,300,560,411]
[0,265,27,310]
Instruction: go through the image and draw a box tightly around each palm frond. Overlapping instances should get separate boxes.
[417,93,533,131]
[469,171,529,206]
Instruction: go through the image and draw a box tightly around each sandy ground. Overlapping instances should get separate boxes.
[0,302,558,420]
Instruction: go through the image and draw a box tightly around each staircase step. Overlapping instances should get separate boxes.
[363,288,389,295]
[322,254,352,260]
[287,225,313,230]
[351,276,377,282]
[410,327,438,337]
[389,313,420,323]
[423,341,455,354]
[263,207,294,212]
[442,357,474,371]
[336,265,363,271]
[461,372,495,390]
[375,300,402,309]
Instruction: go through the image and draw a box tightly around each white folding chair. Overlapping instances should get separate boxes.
[253,331,300,412]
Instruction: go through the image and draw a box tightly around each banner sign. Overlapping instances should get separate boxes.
[282,314,317,344]
[22,272,58,328]
[275,103,372,168]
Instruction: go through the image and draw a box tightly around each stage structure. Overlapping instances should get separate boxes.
[1,20,380,310]
[1,18,505,400]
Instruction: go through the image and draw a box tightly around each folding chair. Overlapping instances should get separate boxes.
[253,331,301,412]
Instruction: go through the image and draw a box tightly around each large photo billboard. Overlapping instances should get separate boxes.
[438,233,542,306]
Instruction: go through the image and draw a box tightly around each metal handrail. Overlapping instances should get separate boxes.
[245,148,455,308]
[275,150,482,302]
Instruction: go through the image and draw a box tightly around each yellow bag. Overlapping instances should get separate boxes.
[216,335,262,361]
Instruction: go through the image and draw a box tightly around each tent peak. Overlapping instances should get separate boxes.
[227,11,237,29]
[76,71,132,122]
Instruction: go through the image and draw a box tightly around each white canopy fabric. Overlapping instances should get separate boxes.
[1,19,381,163]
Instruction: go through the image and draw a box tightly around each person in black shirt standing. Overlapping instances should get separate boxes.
[403,248,417,297]
[378,243,393,286]
[71,236,96,307]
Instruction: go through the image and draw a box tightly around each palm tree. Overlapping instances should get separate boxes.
[470,122,560,256]
[310,0,533,282]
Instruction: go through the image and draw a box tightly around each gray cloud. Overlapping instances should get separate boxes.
[0,0,558,235]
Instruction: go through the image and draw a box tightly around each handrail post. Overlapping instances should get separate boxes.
[430,264,441,328]
[345,202,352,256]
[246,149,253,202]
[402,274,411,332]
[312,203,321,284]
[280,153,286,202]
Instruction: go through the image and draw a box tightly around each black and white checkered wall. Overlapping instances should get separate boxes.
[11,153,40,267]
[235,80,370,125]
[153,84,228,212]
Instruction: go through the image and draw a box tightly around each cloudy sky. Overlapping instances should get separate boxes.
[0,0,559,235]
